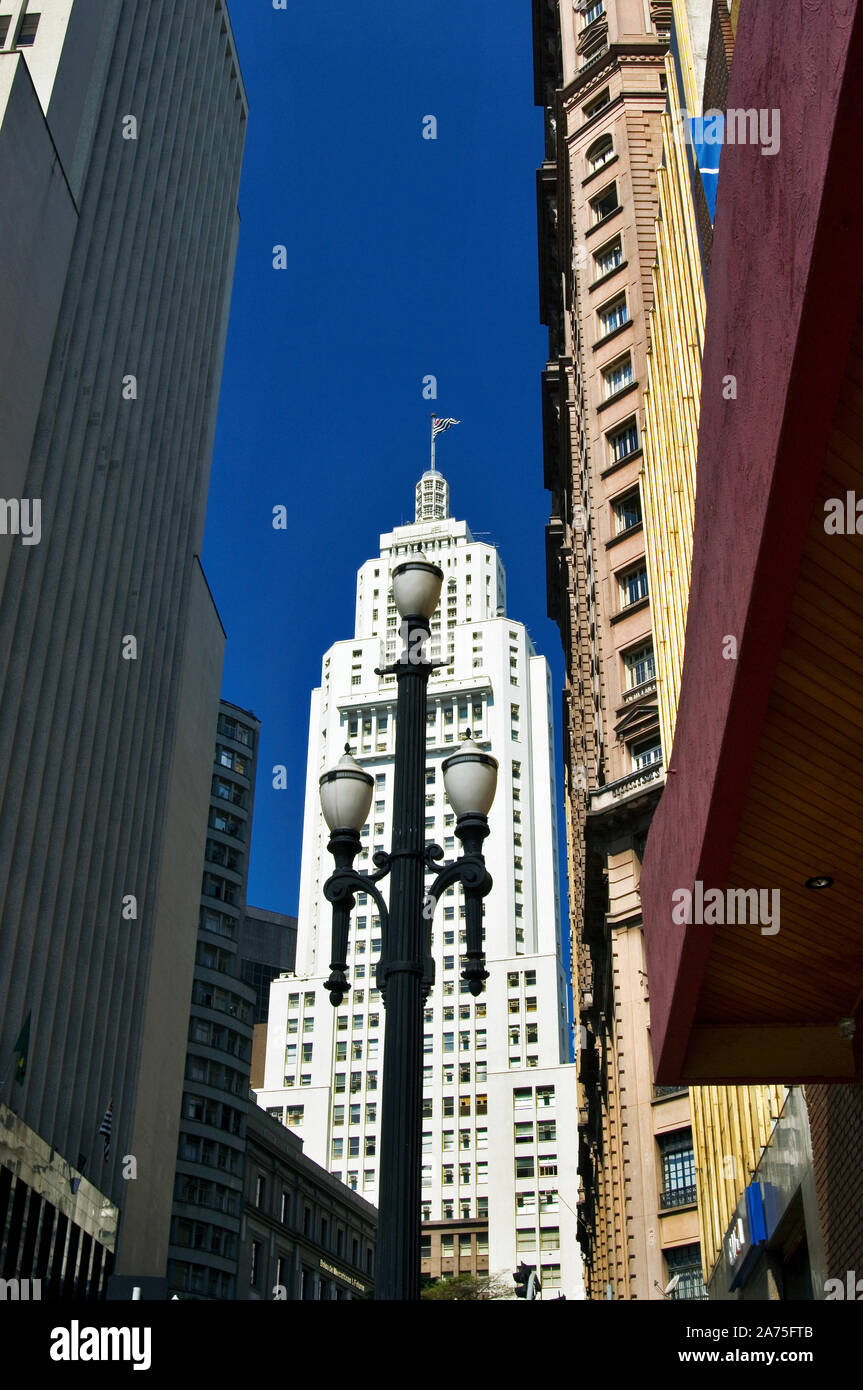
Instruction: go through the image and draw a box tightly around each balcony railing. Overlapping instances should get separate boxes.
[589,763,664,812]
[659,1184,697,1211]
[670,1273,708,1300]
[623,677,657,704]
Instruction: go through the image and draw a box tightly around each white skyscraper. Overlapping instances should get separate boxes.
[257,466,583,1298]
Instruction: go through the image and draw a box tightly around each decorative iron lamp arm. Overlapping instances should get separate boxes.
[319,747,392,1006]
[321,833,391,1005]
[424,811,493,995]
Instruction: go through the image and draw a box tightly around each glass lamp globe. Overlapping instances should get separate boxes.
[319,747,374,832]
[441,734,499,818]
[391,551,443,620]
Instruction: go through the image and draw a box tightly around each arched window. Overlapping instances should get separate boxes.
[587,134,614,174]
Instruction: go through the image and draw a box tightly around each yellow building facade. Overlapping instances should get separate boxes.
[640,0,787,1293]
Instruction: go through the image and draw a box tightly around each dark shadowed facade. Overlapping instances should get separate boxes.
[0,0,247,1291]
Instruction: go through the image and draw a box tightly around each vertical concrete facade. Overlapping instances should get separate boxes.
[0,0,247,1284]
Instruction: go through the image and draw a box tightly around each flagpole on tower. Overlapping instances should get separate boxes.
[430,414,436,473]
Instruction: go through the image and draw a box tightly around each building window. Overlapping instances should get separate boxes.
[582,0,605,26]
[593,235,622,279]
[624,641,655,689]
[598,295,628,337]
[659,1132,697,1209]
[666,1242,707,1300]
[583,87,610,120]
[614,489,642,534]
[603,354,633,399]
[619,563,648,608]
[609,418,640,463]
[515,1156,535,1180]
[16,12,40,47]
[631,735,662,770]
[250,1240,261,1288]
[590,183,619,225]
[539,1228,558,1262]
[586,133,613,173]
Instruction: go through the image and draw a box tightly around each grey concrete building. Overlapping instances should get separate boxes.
[241,907,298,1026]
[241,1102,376,1301]
[167,701,259,1300]
[0,1,247,1292]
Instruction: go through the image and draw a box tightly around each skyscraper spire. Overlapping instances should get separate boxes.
[415,468,450,522]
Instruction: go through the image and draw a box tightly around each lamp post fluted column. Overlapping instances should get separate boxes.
[374,610,431,1301]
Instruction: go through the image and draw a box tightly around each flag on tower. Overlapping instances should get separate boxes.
[98,1102,113,1160]
[432,417,460,439]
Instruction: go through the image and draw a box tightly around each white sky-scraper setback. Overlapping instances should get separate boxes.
[256,468,583,1299]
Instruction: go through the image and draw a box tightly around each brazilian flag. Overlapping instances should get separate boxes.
[13,1011,31,1086]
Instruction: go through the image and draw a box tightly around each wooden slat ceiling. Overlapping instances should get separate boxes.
[697,300,863,1028]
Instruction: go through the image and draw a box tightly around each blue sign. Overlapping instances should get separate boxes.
[725,1182,768,1291]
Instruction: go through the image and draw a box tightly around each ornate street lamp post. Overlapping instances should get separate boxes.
[318,553,498,1300]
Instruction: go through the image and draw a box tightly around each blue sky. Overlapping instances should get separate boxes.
[203,0,565,922]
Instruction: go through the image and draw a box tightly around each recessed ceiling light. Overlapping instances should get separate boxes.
[805,876,834,890]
